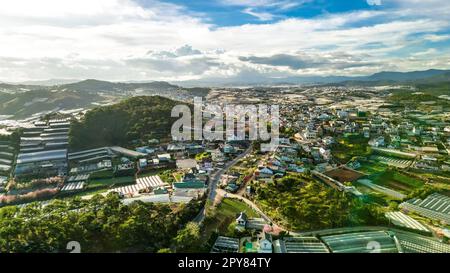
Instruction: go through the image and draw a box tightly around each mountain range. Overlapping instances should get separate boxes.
[0,68,448,119]
[3,69,450,89]
[174,69,450,87]
[0,79,207,119]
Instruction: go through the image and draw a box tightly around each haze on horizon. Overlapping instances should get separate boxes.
[1,0,450,83]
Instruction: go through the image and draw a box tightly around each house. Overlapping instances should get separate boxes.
[363,127,370,138]
[302,128,317,140]
[337,110,348,119]
[322,136,335,146]
[157,153,171,162]
[288,164,305,173]
[148,139,159,145]
[139,158,148,168]
[258,231,273,253]
[369,136,385,147]
[223,144,236,154]
[256,167,273,178]
[236,212,248,227]
[211,149,226,162]
[186,144,204,155]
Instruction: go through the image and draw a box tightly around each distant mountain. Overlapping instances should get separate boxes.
[0,89,104,119]
[60,79,179,93]
[174,69,450,87]
[364,69,450,82]
[0,83,45,92]
[10,79,80,86]
[415,71,450,83]
[0,79,209,119]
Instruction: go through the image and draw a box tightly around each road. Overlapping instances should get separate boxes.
[193,146,253,224]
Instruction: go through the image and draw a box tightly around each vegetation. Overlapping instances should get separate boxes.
[407,185,439,200]
[254,174,387,231]
[172,222,201,253]
[0,193,203,252]
[370,169,423,193]
[201,199,258,250]
[332,134,370,163]
[87,176,135,190]
[69,96,187,149]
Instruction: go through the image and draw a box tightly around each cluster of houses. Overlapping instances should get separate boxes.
[281,99,449,173]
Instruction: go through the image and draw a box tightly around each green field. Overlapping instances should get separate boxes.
[87,176,135,190]
[358,161,388,174]
[370,170,423,193]
[217,198,259,218]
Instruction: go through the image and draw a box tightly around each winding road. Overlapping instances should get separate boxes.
[193,146,253,223]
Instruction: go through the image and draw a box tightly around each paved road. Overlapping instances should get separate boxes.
[193,146,253,224]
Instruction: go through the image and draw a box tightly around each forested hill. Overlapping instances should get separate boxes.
[0,193,203,253]
[69,96,187,150]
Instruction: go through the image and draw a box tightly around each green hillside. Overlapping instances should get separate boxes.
[69,96,188,150]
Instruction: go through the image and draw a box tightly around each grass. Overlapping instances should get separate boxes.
[370,170,423,193]
[218,198,258,218]
[201,198,259,243]
[173,172,183,182]
[89,169,114,179]
[358,161,388,175]
[332,135,370,163]
[87,176,135,189]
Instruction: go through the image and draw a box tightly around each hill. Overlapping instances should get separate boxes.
[69,96,187,150]
[0,79,209,119]
[365,69,449,82]
[0,89,103,119]
[174,69,450,86]
[61,79,179,93]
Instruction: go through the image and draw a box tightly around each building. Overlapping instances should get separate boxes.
[257,231,273,253]
[236,212,248,227]
[211,236,240,253]
[273,237,329,253]
[321,231,399,253]
[15,149,68,178]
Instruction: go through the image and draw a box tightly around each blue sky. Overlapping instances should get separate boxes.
[156,0,384,26]
[0,0,449,82]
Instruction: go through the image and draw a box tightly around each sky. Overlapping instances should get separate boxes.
[0,0,450,83]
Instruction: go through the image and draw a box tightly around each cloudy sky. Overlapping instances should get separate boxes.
[1,0,450,82]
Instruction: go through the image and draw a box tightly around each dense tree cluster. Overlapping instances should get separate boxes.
[69,96,186,149]
[0,193,202,253]
[254,175,387,231]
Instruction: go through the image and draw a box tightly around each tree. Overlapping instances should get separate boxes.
[173,222,201,253]
[0,193,202,253]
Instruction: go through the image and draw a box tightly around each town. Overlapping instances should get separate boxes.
[0,82,449,253]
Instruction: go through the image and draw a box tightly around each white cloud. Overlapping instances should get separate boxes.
[242,8,275,21]
[424,34,450,42]
[0,0,449,82]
